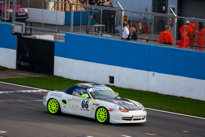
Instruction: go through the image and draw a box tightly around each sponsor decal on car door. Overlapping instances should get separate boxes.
[70,96,92,115]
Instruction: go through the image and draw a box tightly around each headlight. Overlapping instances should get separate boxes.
[115,105,129,112]
[7,9,13,12]
[24,9,28,12]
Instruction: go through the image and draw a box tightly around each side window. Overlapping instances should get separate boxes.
[65,85,78,94]
[72,88,88,97]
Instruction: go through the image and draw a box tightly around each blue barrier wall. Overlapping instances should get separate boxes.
[55,33,150,72]
[0,23,17,69]
[55,33,205,81]
[149,46,205,80]
[65,11,98,25]
[0,23,17,50]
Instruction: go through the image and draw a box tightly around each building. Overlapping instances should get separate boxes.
[111,0,205,36]
[111,0,178,34]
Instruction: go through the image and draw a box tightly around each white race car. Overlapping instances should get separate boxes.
[43,83,147,124]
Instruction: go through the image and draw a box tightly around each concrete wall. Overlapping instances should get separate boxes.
[54,33,205,101]
[148,46,205,100]
[26,8,65,25]
[65,11,98,25]
[0,23,17,69]
[26,8,97,25]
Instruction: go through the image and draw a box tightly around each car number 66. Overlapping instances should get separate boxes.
[82,100,89,109]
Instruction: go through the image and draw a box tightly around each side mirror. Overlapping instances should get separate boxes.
[81,94,89,98]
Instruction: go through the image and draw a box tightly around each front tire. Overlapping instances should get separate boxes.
[95,107,109,123]
[47,99,61,115]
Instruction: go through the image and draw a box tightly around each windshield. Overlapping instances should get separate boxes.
[89,89,118,99]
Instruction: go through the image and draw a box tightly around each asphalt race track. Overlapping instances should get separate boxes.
[0,82,204,137]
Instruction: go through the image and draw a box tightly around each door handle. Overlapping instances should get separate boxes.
[68,99,71,101]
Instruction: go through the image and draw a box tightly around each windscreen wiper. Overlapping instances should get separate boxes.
[114,95,121,100]
[102,97,113,99]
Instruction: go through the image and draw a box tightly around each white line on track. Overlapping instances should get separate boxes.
[0,81,204,120]
[0,130,7,134]
[17,100,43,102]
[0,81,46,90]
[146,107,205,120]
[0,90,48,94]
[122,135,132,137]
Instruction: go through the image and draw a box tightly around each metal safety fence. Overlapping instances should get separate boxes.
[1,0,205,51]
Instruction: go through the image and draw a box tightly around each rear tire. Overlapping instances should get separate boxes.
[95,107,109,123]
[47,99,61,115]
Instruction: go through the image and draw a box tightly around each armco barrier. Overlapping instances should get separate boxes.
[0,23,17,69]
[54,33,205,101]
[65,11,98,25]
[27,8,65,25]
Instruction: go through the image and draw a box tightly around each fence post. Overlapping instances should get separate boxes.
[117,1,124,39]
[87,0,89,11]
[173,16,177,47]
[12,24,15,34]
[12,0,15,23]
[170,8,177,47]
[77,0,78,11]
[54,30,58,41]
[152,15,154,41]
[70,0,74,33]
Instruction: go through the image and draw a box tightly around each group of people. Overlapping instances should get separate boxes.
[122,22,138,41]
[158,20,205,50]
[103,2,116,33]
[91,2,116,34]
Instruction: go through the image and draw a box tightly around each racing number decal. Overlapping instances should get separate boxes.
[71,96,90,111]
[81,100,90,111]
[81,100,89,109]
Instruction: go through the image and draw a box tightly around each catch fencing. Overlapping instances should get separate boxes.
[1,0,205,51]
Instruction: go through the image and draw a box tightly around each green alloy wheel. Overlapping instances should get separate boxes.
[96,107,109,123]
[47,99,61,114]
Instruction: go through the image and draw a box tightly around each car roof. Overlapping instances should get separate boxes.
[75,83,107,89]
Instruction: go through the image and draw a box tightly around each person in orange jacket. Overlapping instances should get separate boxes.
[179,20,192,48]
[197,22,205,50]
[189,19,198,49]
[176,31,189,48]
[158,25,173,45]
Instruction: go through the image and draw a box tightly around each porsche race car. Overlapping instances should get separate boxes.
[43,83,147,124]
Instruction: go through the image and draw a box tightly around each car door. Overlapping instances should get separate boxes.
[61,85,77,114]
[67,87,93,116]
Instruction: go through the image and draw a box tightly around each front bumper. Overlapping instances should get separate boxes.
[109,110,147,124]
[8,12,28,19]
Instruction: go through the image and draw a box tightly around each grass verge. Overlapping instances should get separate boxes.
[0,77,205,118]
[0,66,6,71]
